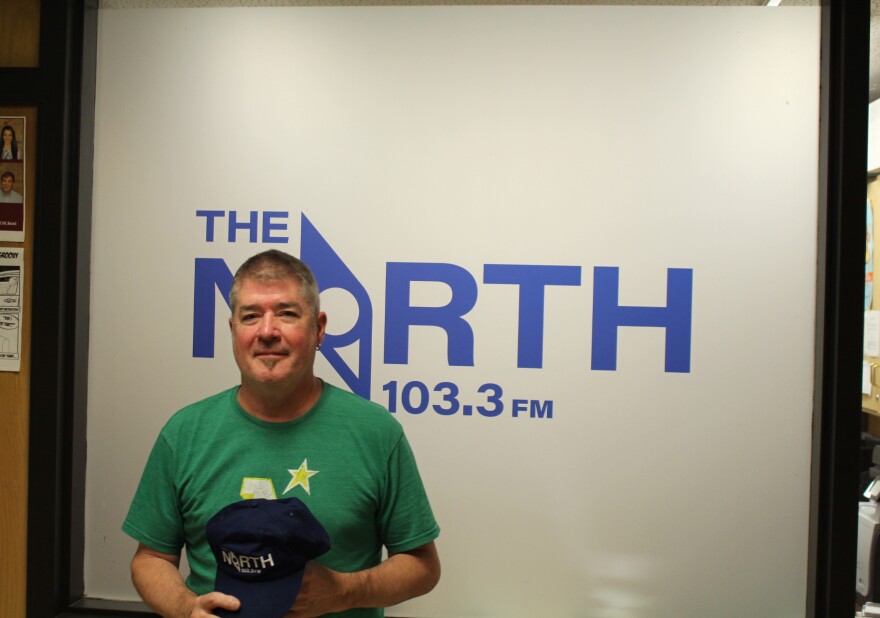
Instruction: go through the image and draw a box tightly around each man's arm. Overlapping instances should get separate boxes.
[287,541,440,618]
[130,543,240,618]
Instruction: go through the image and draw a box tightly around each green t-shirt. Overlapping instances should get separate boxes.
[122,383,439,618]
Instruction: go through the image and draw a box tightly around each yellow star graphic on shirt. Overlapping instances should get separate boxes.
[283,459,319,495]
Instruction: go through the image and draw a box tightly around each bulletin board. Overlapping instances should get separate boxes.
[85,7,821,617]
[864,179,880,417]
[0,106,34,618]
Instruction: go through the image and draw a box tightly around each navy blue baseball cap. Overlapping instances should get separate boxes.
[206,497,331,618]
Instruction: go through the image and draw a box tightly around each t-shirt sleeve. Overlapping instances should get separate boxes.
[121,431,185,555]
[378,432,440,554]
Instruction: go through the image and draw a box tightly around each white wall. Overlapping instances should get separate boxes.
[87,7,820,617]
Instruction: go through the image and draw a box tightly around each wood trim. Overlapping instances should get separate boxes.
[0,0,40,68]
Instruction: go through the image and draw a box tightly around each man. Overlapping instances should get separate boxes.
[0,171,22,202]
[123,250,440,617]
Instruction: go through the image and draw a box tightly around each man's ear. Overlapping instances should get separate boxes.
[316,311,328,346]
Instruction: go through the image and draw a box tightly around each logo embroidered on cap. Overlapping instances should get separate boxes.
[220,549,276,574]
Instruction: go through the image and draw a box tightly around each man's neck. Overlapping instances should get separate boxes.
[237,375,323,422]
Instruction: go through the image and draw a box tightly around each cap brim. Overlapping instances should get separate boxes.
[213,568,304,618]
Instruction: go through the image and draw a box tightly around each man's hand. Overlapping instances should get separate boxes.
[284,562,352,618]
[131,543,241,618]
[187,592,241,618]
[285,541,440,617]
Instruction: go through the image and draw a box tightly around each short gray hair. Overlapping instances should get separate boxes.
[229,250,320,315]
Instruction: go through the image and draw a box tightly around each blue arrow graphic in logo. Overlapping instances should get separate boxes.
[301,214,374,399]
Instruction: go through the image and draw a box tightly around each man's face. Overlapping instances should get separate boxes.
[229,276,326,389]
[0,176,12,193]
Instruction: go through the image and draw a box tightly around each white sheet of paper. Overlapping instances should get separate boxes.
[0,247,22,372]
[866,311,880,357]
